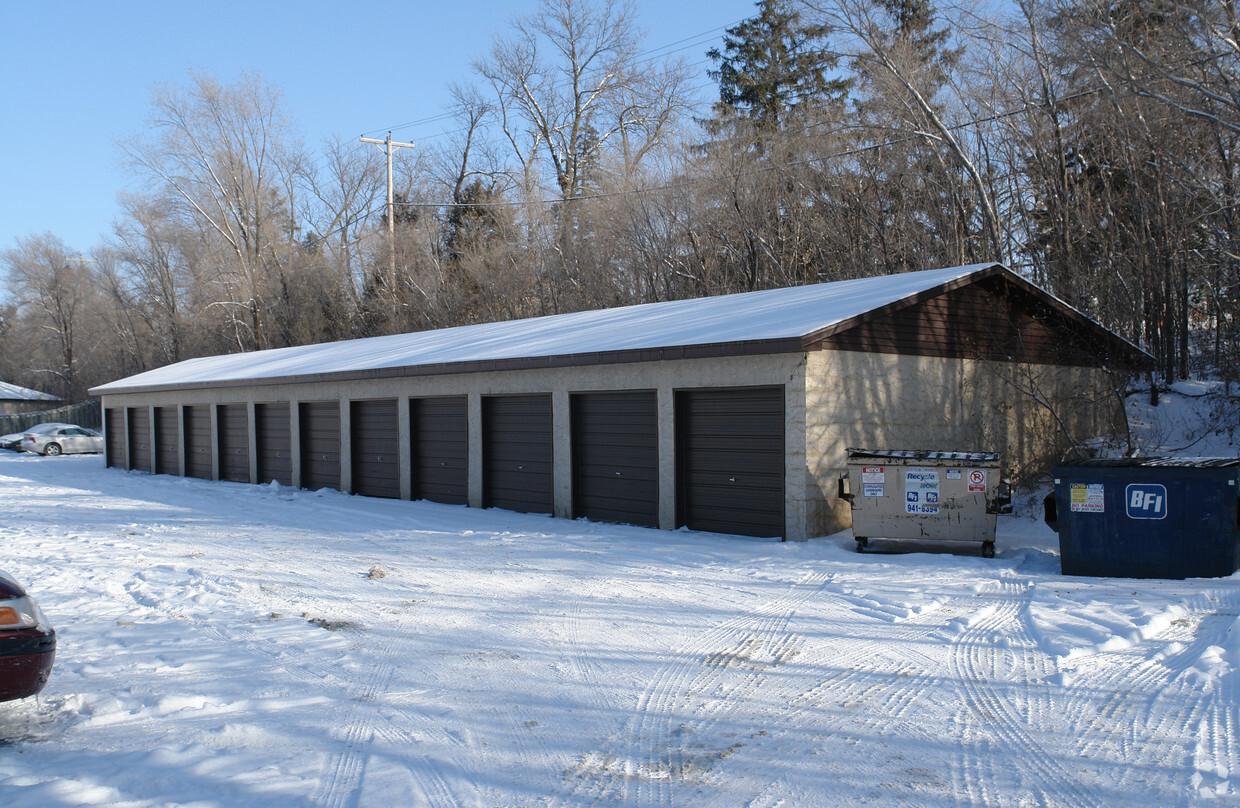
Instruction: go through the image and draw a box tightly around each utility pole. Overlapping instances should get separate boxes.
[360,131,416,287]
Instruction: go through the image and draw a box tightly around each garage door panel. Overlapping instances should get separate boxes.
[127,408,151,472]
[413,396,468,505]
[154,407,179,475]
[484,395,553,514]
[684,448,778,473]
[571,391,658,528]
[300,401,341,491]
[256,403,292,486]
[576,464,658,483]
[351,399,399,499]
[575,475,658,501]
[105,408,125,469]
[677,386,784,538]
[217,404,249,483]
[183,406,212,479]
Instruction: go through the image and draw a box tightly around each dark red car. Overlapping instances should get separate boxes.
[0,569,55,701]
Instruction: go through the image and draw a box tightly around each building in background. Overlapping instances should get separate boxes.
[91,263,1150,540]
[0,382,62,416]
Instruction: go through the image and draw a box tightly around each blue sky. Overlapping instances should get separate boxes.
[0,0,756,256]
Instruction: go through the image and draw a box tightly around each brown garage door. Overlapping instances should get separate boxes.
[105,407,125,469]
[351,399,399,499]
[676,386,785,538]
[571,391,658,528]
[411,396,468,505]
[483,394,553,514]
[218,404,250,483]
[127,407,151,473]
[300,401,340,491]
[183,405,213,480]
[256,403,292,486]
[154,407,179,475]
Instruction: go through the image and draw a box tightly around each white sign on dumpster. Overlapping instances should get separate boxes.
[905,467,940,514]
[968,469,988,492]
[861,466,885,497]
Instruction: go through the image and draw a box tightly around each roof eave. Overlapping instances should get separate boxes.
[89,335,807,397]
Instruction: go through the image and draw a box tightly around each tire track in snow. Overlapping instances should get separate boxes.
[199,612,480,808]
[556,570,833,807]
[1195,696,1239,801]
[308,614,485,808]
[742,584,976,806]
[1062,589,1240,803]
[947,574,1096,808]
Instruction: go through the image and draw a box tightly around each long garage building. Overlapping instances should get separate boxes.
[90,263,1147,540]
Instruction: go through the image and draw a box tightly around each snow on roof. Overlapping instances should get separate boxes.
[0,381,61,401]
[94,263,998,392]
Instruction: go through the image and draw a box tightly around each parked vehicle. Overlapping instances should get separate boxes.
[0,422,72,452]
[19,425,103,456]
[0,569,55,702]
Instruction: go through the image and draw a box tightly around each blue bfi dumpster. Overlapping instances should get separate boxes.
[1044,457,1240,579]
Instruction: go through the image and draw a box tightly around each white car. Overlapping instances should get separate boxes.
[19,425,104,456]
[0,422,72,451]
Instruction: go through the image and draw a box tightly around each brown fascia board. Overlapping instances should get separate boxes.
[800,262,1154,368]
[797,263,1007,348]
[90,336,807,397]
[988,269,1154,368]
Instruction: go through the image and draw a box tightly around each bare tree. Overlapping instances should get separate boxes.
[105,194,201,366]
[300,135,389,308]
[121,71,306,351]
[1,233,99,399]
[808,0,1005,263]
[473,0,692,199]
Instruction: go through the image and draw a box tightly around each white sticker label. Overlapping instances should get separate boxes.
[862,483,885,498]
[946,469,962,480]
[861,466,885,485]
[905,467,940,514]
[968,469,987,493]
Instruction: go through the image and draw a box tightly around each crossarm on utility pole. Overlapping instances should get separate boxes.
[360,132,416,285]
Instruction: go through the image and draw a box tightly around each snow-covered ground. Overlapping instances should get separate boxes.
[1,384,1237,807]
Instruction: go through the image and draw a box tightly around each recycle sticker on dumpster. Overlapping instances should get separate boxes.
[1070,483,1105,513]
[904,467,940,514]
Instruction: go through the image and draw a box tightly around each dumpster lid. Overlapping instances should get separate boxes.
[847,448,1000,463]
[1056,456,1240,469]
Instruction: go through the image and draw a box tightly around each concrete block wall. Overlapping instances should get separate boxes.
[803,350,1126,536]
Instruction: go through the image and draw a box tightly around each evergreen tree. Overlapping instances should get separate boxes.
[877,0,960,78]
[707,0,850,131]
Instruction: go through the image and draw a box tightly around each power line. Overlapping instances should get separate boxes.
[358,18,747,139]
[381,87,1109,212]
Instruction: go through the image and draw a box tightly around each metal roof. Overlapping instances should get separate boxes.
[91,262,1148,395]
[0,381,61,402]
